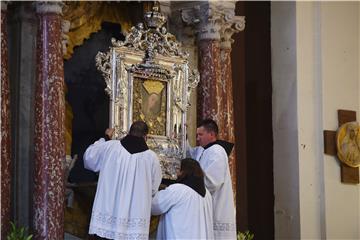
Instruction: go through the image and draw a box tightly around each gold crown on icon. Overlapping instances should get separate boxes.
[143,80,165,95]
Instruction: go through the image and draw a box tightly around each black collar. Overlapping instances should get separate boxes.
[177,175,206,197]
[203,140,234,156]
[120,135,149,154]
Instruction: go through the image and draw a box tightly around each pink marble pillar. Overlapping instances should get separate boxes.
[197,39,225,131]
[219,9,245,195]
[220,48,236,187]
[1,2,11,238]
[195,6,237,190]
[33,2,65,239]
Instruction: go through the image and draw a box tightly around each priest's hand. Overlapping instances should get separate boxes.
[105,128,115,141]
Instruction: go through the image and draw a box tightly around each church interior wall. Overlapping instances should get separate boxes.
[6,1,360,239]
[272,1,360,239]
[271,2,301,239]
[296,2,326,239]
[321,2,359,239]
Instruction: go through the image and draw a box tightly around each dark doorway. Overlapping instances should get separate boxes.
[232,2,274,239]
[65,22,124,183]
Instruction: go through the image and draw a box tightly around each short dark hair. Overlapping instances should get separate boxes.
[129,121,149,137]
[180,158,204,178]
[198,118,218,136]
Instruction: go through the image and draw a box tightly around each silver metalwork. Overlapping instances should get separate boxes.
[96,7,199,179]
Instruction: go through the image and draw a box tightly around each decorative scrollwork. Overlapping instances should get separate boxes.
[186,69,200,110]
[128,63,172,81]
[172,66,199,112]
[95,51,112,98]
[172,64,185,112]
[111,7,189,60]
[115,60,130,106]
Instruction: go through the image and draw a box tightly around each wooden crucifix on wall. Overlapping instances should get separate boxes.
[324,110,360,184]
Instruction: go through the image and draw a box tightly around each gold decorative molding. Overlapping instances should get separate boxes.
[64,84,73,156]
[63,2,134,59]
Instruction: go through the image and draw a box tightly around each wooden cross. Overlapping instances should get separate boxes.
[324,109,359,184]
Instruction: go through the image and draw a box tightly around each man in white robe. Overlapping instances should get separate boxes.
[188,119,236,239]
[151,158,214,239]
[84,121,162,240]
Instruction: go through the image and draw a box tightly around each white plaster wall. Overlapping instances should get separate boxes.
[271,2,300,239]
[296,2,326,239]
[321,2,360,239]
[272,1,360,239]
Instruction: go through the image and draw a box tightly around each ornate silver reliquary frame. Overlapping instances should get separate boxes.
[95,8,199,179]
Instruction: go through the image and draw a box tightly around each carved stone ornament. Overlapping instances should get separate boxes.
[220,14,245,49]
[181,3,223,40]
[336,121,360,168]
[62,20,70,56]
[180,1,245,44]
[1,1,9,11]
[96,7,199,179]
[35,1,64,14]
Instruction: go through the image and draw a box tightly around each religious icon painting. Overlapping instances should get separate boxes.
[95,7,199,178]
[133,78,167,136]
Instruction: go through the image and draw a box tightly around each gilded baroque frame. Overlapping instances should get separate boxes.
[95,8,199,179]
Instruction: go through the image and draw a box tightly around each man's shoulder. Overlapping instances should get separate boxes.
[202,144,228,163]
[106,139,121,148]
[204,144,227,155]
[165,183,192,195]
[97,139,120,149]
[142,149,159,160]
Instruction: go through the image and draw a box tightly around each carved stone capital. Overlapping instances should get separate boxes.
[159,1,171,19]
[218,1,245,50]
[220,15,245,50]
[165,2,196,46]
[180,1,245,44]
[1,1,9,11]
[35,1,64,14]
[181,2,223,41]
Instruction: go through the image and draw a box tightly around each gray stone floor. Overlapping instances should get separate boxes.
[64,232,82,240]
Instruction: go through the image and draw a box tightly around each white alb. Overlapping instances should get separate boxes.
[84,138,162,240]
[152,183,214,239]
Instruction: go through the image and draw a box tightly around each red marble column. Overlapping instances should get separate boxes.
[33,2,65,239]
[1,2,12,238]
[219,10,245,198]
[220,48,237,194]
[197,40,226,132]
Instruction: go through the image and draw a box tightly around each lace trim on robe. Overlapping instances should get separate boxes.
[91,211,149,229]
[90,211,150,239]
[90,226,148,240]
[214,222,237,232]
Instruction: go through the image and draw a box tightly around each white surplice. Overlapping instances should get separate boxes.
[188,143,237,239]
[151,184,214,240]
[84,138,162,240]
